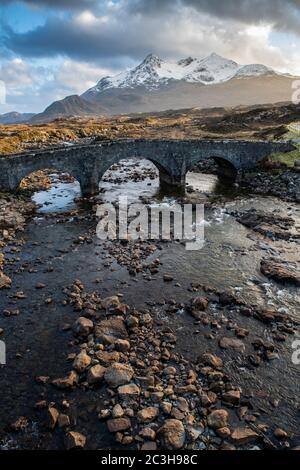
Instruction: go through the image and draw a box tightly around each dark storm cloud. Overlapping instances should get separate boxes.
[2,15,151,62]
[3,0,300,62]
[132,0,300,31]
[1,0,97,9]
[186,0,300,31]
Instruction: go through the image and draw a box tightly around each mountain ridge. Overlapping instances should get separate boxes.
[82,52,282,99]
[31,53,298,123]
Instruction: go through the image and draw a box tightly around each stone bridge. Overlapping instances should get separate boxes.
[0,139,294,196]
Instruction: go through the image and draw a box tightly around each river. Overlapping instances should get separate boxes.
[0,158,299,449]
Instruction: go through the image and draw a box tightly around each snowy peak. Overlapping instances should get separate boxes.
[184,53,239,84]
[83,53,280,97]
[236,64,275,77]
[177,57,195,67]
[141,53,163,67]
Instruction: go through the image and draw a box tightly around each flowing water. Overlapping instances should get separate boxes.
[32,159,300,314]
[0,157,299,449]
[32,173,81,213]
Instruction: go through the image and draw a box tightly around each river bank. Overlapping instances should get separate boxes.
[0,161,299,450]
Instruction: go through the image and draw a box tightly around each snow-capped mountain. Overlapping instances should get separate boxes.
[33,53,296,122]
[83,53,277,98]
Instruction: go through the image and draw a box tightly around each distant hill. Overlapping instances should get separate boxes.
[30,94,107,123]
[0,111,35,124]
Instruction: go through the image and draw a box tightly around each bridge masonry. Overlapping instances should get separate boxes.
[0,139,294,196]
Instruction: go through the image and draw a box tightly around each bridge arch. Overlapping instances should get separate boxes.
[97,154,172,184]
[190,155,238,179]
[95,142,182,190]
[99,157,160,201]
[0,139,294,197]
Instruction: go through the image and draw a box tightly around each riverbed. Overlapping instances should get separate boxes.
[0,158,299,450]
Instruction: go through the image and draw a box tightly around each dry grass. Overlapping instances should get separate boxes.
[0,102,298,156]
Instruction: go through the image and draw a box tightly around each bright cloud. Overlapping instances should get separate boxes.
[1,0,300,112]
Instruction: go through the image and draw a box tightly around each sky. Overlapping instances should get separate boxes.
[1,0,300,114]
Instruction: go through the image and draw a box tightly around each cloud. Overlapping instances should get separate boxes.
[2,0,300,112]
[4,1,299,70]
[53,59,116,94]
[1,0,98,10]
[0,57,118,113]
[0,57,33,89]
[3,7,160,62]
[4,0,300,66]
[131,0,300,33]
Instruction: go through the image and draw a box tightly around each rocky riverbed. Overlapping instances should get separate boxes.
[0,160,299,451]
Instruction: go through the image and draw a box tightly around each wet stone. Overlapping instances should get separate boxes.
[201,353,223,369]
[231,427,259,445]
[207,409,229,429]
[112,404,124,419]
[107,417,131,433]
[117,383,141,401]
[64,431,86,449]
[96,350,120,366]
[73,317,94,337]
[87,364,106,384]
[73,350,91,373]
[159,419,186,450]
[137,407,159,423]
[219,337,246,352]
[47,406,59,429]
[104,363,134,388]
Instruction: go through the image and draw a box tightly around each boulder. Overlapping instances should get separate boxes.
[192,296,208,311]
[159,419,186,450]
[112,404,124,419]
[201,353,223,369]
[96,350,120,366]
[101,296,128,315]
[52,371,79,389]
[0,271,11,289]
[141,441,157,450]
[115,339,131,352]
[58,414,70,428]
[219,337,245,353]
[137,407,159,423]
[231,427,259,445]
[104,363,134,387]
[87,364,106,384]
[117,383,141,400]
[73,350,91,373]
[73,317,93,337]
[64,431,86,449]
[261,258,300,287]
[47,406,59,429]
[207,409,229,429]
[274,428,288,440]
[222,390,241,405]
[139,427,156,441]
[95,317,128,345]
[107,418,131,433]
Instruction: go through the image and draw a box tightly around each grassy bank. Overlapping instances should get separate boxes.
[270,144,300,168]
